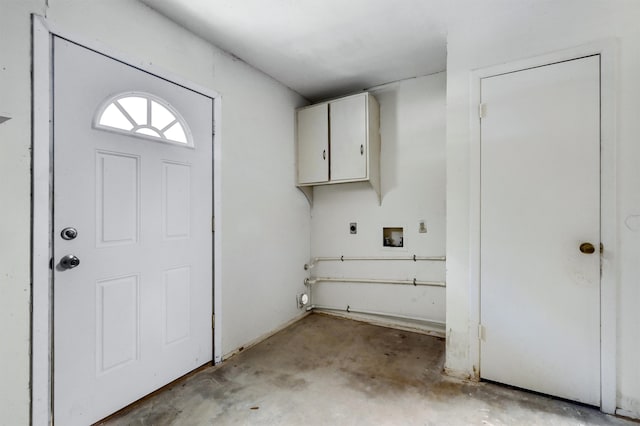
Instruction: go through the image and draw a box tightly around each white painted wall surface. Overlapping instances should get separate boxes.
[1,1,309,423]
[0,2,46,424]
[310,73,446,331]
[445,0,640,417]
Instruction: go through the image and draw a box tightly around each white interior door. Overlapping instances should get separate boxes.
[480,56,601,405]
[53,37,213,425]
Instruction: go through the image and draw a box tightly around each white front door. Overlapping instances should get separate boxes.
[480,56,601,405]
[53,37,213,425]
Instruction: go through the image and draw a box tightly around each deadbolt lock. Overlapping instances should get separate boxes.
[61,227,78,240]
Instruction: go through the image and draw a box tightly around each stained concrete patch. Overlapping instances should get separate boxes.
[99,314,637,426]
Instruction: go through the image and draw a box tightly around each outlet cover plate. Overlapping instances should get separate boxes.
[349,222,357,234]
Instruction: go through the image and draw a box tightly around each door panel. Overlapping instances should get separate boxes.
[297,103,329,184]
[162,161,191,239]
[480,56,601,405]
[96,274,139,373]
[330,95,367,181]
[96,151,139,246]
[53,37,213,426]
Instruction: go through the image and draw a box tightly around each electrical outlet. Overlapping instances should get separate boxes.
[349,222,357,234]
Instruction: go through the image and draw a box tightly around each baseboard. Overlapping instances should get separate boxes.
[615,408,640,421]
[313,309,446,338]
[221,311,311,361]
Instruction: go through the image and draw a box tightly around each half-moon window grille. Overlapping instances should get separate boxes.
[94,92,193,146]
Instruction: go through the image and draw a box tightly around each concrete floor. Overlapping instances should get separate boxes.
[101,314,636,426]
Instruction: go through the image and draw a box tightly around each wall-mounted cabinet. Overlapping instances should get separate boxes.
[296,92,381,204]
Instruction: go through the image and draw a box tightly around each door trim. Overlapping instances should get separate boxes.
[32,15,223,425]
[468,40,618,413]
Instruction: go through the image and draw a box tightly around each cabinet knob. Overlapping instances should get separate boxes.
[360,144,364,155]
[579,242,595,254]
[322,149,326,160]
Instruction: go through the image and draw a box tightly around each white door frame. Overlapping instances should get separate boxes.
[32,15,223,425]
[468,40,618,414]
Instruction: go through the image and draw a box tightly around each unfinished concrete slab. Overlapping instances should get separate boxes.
[99,314,636,425]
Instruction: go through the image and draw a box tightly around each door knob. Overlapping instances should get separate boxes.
[579,242,595,254]
[60,254,80,269]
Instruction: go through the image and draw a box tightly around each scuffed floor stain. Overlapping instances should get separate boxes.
[99,314,636,426]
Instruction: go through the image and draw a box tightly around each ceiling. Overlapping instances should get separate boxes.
[140,0,448,101]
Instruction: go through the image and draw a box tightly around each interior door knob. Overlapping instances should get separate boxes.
[60,254,80,269]
[579,242,595,254]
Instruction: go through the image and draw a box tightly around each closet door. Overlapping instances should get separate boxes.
[480,55,601,405]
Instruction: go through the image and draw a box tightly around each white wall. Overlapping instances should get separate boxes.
[445,0,640,417]
[310,73,446,331]
[0,0,309,423]
[0,1,46,424]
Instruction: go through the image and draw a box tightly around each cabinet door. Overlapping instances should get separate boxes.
[330,94,367,181]
[297,103,329,184]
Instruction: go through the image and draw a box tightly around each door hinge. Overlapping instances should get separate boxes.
[478,103,486,119]
[212,314,215,329]
[478,324,486,341]
[212,216,215,233]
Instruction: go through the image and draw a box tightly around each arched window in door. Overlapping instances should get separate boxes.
[94,92,193,146]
